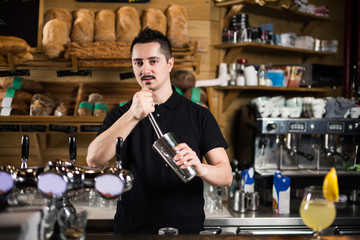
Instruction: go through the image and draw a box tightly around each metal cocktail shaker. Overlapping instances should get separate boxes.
[152,132,197,183]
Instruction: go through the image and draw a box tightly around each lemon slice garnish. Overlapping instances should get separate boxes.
[322,167,339,202]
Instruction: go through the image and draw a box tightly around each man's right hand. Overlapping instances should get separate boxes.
[130,88,155,120]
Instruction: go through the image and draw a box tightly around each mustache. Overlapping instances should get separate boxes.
[141,75,155,80]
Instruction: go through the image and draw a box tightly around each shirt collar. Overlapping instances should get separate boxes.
[160,85,181,110]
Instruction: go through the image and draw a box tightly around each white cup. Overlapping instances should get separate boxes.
[218,63,228,78]
[286,97,303,107]
[251,96,268,109]
[244,65,258,86]
[312,107,326,118]
[270,107,281,118]
[350,107,360,119]
[281,107,301,118]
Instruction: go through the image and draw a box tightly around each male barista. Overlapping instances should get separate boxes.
[86,27,232,234]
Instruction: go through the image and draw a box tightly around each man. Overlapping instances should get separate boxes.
[86,27,232,234]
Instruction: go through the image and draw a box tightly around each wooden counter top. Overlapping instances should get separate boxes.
[85,234,359,240]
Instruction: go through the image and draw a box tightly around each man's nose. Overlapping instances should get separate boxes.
[141,61,151,75]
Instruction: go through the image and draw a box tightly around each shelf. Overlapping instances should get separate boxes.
[216,0,329,29]
[214,42,335,62]
[0,116,104,134]
[214,86,336,113]
[1,42,201,74]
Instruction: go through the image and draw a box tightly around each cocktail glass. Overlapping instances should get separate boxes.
[299,186,336,239]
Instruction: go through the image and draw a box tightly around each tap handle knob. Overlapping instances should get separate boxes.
[116,137,124,168]
[69,136,76,163]
[21,135,29,169]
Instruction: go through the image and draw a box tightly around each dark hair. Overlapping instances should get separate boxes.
[130,27,172,61]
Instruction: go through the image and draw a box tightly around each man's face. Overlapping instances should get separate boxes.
[131,42,173,90]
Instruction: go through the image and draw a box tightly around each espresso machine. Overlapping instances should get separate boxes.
[252,117,360,198]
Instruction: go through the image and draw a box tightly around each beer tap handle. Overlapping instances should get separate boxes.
[21,135,29,169]
[69,136,77,163]
[116,137,124,169]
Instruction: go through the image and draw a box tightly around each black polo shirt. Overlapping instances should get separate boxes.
[98,87,228,234]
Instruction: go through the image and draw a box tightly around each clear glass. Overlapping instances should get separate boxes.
[299,186,336,239]
[58,210,88,240]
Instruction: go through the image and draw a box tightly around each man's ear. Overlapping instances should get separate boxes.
[168,57,174,72]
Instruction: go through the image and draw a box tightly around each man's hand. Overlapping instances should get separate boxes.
[130,88,155,120]
[173,143,203,174]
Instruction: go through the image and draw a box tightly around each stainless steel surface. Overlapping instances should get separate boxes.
[152,132,196,183]
[256,118,360,135]
[204,199,360,235]
[148,112,163,138]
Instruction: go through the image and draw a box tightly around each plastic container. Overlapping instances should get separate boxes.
[266,70,284,87]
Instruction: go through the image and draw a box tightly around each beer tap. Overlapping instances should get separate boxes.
[69,136,76,163]
[94,137,134,198]
[21,135,29,169]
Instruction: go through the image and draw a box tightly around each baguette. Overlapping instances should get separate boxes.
[166,5,190,48]
[71,9,95,42]
[0,77,43,93]
[0,36,31,55]
[141,8,167,35]
[0,97,29,112]
[0,88,32,103]
[0,52,33,66]
[95,9,116,42]
[64,41,131,59]
[116,6,140,42]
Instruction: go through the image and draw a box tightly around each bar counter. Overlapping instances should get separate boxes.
[84,234,359,240]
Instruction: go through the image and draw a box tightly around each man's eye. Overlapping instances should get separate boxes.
[150,60,158,64]
[134,61,143,66]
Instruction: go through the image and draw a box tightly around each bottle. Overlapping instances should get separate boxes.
[236,58,247,86]
[258,64,267,86]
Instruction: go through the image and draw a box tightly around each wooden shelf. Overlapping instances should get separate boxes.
[216,0,329,29]
[214,86,336,113]
[214,42,335,62]
[1,42,201,74]
[0,116,104,134]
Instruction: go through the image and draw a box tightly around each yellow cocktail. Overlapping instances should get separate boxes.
[300,199,336,232]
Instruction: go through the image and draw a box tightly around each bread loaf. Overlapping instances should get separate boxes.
[0,52,33,66]
[0,77,43,93]
[44,8,73,37]
[95,9,116,42]
[142,8,167,35]
[171,70,195,92]
[0,36,31,55]
[30,94,55,116]
[88,93,103,104]
[71,9,95,42]
[166,5,190,48]
[0,88,32,103]
[184,87,208,104]
[116,6,140,42]
[42,19,69,58]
